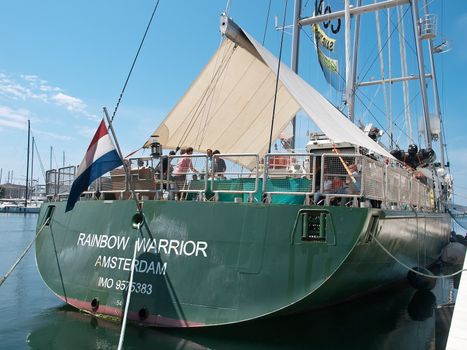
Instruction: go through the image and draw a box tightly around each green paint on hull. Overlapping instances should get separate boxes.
[35,200,450,327]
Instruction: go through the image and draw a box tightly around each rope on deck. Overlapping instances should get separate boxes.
[0,217,50,287]
[370,232,467,279]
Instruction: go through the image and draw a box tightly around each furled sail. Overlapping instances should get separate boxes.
[147,16,393,163]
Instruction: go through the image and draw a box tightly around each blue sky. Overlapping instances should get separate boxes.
[0,0,466,205]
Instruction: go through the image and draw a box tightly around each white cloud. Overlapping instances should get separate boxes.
[0,76,31,100]
[33,129,72,141]
[52,92,87,112]
[76,125,98,138]
[39,84,60,92]
[0,72,90,115]
[20,74,40,82]
[0,105,30,130]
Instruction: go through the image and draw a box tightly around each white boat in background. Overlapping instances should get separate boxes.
[0,120,44,214]
[0,199,41,213]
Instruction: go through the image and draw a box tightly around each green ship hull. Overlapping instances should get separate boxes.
[35,200,450,327]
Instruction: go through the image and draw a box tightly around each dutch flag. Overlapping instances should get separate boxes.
[66,119,123,212]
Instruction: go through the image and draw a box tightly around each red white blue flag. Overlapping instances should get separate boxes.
[66,119,123,212]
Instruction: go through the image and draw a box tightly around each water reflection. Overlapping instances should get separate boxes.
[26,275,456,350]
[27,305,206,350]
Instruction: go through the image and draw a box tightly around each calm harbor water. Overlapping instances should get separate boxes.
[0,213,458,349]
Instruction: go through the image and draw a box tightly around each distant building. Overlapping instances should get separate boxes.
[0,183,26,199]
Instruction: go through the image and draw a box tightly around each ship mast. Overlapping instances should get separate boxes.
[344,0,351,120]
[348,0,363,122]
[300,0,438,151]
[290,0,302,149]
[423,0,446,169]
[410,0,432,149]
[300,0,412,126]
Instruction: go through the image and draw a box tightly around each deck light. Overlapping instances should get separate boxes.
[150,134,162,158]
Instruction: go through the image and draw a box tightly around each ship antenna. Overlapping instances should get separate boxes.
[110,0,161,123]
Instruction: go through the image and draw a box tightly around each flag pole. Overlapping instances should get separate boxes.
[103,107,145,350]
[103,107,139,205]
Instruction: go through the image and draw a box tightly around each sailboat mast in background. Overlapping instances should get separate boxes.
[24,120,30,208]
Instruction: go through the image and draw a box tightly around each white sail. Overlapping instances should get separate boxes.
[147,23,394,163]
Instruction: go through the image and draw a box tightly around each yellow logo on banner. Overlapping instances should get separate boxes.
[312,24,336,52]
[317,46,338,73]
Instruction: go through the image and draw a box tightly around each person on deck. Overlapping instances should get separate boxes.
[212,150,226,178]
[173,147,199,198]
[345,164,361,195]
[155,151,176,180]
[155,150,176,190]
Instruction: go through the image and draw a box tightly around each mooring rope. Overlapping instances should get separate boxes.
[370,232,467,279]
[117,224,140,350]
[0,217,50,287]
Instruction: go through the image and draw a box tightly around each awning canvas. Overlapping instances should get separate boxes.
[147,22,393,164]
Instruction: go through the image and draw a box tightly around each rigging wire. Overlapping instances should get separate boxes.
[396,5,414,143]
[110,0,161,123]
[176,45,236,149]
[374,7,391,147]
[360,6,411,84]
[196,34,231,149]
[356,87,421,148]
[302,17,417,151]
[304,14,422,149]
[262,0,273,45]
[268,0,289,154]
[31,132,47,183]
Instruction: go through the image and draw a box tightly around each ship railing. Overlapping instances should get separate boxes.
[410,178,421,208]
[81,168,124,199]
[319,154,364,206]
[167,154,209,199]
[361,156,385,201]
[385,165,403,205]
[209,153,259,202]
[83,157,162,200]
[262,153,315,203]
[45,153,434,210]
[45,169,59,200]
[56,166,76,200]
[127,157,161,199]
[384,165,433,210]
